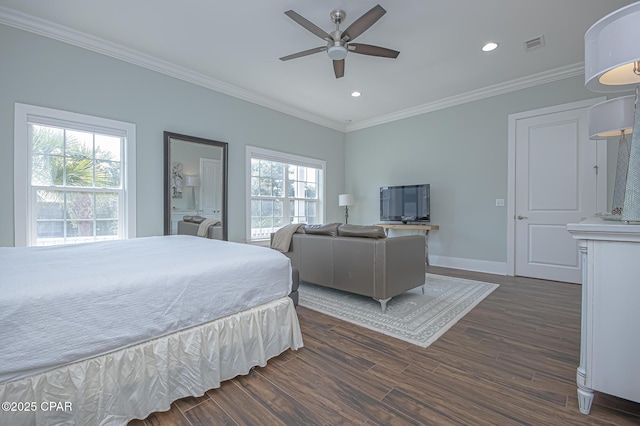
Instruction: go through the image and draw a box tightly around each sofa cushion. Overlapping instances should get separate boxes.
[303,223,341,236]
[338,224,387,239]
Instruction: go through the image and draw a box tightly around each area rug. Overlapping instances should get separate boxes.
[298,273,499,348]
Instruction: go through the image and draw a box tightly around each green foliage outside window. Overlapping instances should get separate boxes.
[30,124,122,243]
[250,158,319,239]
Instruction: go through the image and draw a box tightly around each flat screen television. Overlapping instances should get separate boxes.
[380,184,430,223]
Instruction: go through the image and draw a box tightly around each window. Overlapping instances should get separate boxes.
[247,146,325,242]
[14,104,136,246]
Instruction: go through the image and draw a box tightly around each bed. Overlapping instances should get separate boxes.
[0,235,303,425]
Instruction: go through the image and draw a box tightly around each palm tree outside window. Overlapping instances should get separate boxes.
[30,124,123,246]
[14,103,136,247]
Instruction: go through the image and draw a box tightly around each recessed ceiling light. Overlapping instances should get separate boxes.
[351,91,362,97]
[482,42,499,52]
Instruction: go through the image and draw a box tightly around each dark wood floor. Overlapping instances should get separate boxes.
[130,267,640,425]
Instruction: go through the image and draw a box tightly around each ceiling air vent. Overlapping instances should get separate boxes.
[524,35,545,51]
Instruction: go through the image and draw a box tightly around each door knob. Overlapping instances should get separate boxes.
[517,215,528,220]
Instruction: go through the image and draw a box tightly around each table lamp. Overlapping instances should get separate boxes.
[588,95,635,215]
[338,194,355,224]
[184,175,201,210]
[585,1,640,222]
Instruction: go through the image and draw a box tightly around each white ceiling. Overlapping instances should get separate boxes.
[0,0,635,131]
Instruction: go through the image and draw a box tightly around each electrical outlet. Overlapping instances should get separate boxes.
[496,198,505,207]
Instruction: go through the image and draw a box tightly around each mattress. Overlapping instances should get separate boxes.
[0,235,292,383]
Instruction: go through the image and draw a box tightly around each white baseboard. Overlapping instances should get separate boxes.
[428,255,508,276]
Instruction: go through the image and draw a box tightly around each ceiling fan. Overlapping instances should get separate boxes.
[279,4,400,79]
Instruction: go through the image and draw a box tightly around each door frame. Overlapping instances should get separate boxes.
[506,98,607,277]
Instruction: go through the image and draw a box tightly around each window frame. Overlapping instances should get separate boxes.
[246,146,325,243]
[14,103,136,247]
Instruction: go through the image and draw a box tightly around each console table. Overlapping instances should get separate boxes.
[375,223,439,265]
[567,217,640,415]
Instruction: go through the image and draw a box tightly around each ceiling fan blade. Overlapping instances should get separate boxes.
[349,43,399,58]
[279,46,327,61]
[333,59,345,78]
[341,4,386,42]
[284,10,332,41]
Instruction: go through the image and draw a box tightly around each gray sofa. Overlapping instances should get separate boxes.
[289,267,299,307]
[282,224,426,312]
[177,220,223,240]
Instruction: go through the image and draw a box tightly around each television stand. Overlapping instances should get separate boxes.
[375,223,439,265]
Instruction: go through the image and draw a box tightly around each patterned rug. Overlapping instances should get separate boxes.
[298,273,499,347]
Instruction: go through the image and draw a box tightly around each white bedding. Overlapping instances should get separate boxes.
[0,235,292,383]
[0,297,303,425]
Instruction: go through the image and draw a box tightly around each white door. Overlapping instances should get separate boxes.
[508,99,606,283]
[200,158,222,219]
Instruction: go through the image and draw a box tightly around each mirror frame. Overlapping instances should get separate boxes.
[163,131,228,240]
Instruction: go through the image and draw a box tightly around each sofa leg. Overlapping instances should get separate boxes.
[376,297,392,313]
[422,284,425,295]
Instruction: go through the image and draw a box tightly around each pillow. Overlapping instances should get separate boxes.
[183,215,206,224]
[338,224,387,239]
[303,223,341,236]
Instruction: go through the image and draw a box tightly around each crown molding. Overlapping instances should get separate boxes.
[1,6,583,134]
[0,6,346,133]
[345,63,585,132]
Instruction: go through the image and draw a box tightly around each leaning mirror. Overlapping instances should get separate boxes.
[164,132,228,240]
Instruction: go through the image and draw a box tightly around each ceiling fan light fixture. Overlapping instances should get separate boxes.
[328,45,348,60]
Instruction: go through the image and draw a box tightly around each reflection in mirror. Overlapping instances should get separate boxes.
[164,132,228,240]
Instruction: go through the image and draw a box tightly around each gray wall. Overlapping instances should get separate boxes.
[0,25,345,246]
[0,24,624,268]
[345,75,619,267]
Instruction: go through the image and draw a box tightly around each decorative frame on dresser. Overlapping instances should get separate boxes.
[567,217,640,415]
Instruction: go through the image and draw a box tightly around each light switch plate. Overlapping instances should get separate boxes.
[496,198,505,207]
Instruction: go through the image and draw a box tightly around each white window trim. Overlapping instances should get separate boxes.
[14,103,137,246]
[246,146,326,243]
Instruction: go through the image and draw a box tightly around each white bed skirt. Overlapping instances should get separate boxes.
[0,297,303,426]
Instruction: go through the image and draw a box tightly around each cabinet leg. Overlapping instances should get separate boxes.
[577,386,594,415]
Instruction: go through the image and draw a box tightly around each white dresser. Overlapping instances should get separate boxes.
[567,217,640,415]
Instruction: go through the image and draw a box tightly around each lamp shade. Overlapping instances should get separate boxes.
[585,2,640,92]
[588,95,635,139]
[338,194,355,206]
[184,175,200,187]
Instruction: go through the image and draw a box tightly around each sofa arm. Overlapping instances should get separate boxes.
[374,235,426,299]
[289,267,300,307]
